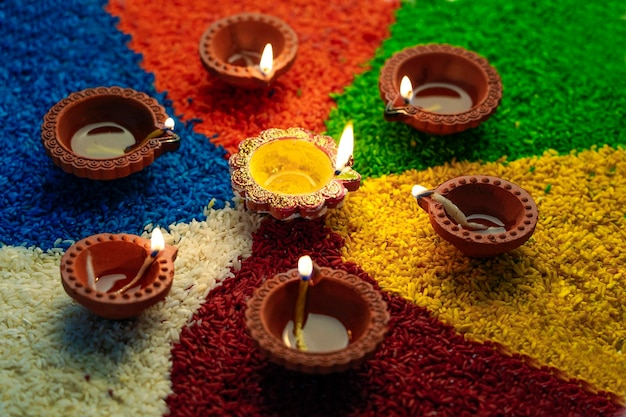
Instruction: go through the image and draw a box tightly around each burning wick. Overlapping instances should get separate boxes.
[114,228,165,294]
[411,185,492,231]
[125,117,175,153]
[294,255,314,351]
[145,117,175,140]
[334,122,354,175]
[400,75,414,105]
[259,43,274,77]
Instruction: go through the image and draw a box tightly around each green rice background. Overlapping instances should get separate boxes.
[326,0,626,177]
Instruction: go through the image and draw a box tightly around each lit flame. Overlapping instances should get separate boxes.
[298,255,313,281]
[259,43,274,76]
[164,117,175,130]
[335,122,354,174]
[411,185,430,198]
[400,75,413,103]
[150,228,165,255]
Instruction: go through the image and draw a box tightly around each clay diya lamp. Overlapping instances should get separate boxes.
[41,86,180,180]
[229,126,361,220]
[245,261,389,374]
[60,232,178,320]
[379,44,503,135]
[413,175,538,257]
[199,13,298,89]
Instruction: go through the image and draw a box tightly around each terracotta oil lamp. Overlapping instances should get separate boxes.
[199,13,298,89]
[379,44,503,135]
[413,175,538,257]
[229,127,361,220]
[41,86,180,180]
[245,265,389,374]
[60,232,178,319]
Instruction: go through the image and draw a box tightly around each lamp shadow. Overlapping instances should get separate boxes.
[53,303,152,379]
[257,365,367,417]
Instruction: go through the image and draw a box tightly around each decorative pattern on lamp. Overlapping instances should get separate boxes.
[229,127,361,220]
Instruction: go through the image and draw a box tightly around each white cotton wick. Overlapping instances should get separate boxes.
[86,251,96,290]
[430,192,489,231]
[412,184,503,233]
[466,214,507,235]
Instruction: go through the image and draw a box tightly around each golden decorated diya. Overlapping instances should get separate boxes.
[229,127,361,220]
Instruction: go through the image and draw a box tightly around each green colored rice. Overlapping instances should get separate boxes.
[325,0,626,178]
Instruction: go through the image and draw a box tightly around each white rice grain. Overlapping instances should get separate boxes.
[0,201,262,417]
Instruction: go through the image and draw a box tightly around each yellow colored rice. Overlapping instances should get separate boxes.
[327,145,626,396]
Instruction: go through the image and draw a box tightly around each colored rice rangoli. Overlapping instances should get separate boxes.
[0,0,625,416]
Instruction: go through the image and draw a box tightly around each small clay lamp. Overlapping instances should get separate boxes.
[60,232,178,319]
[229,126,361,220]
[245,259,389,374]
[41,86,180,180]
[379,44,503,135]
[413,175,538,257]
[199,13,298,89]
